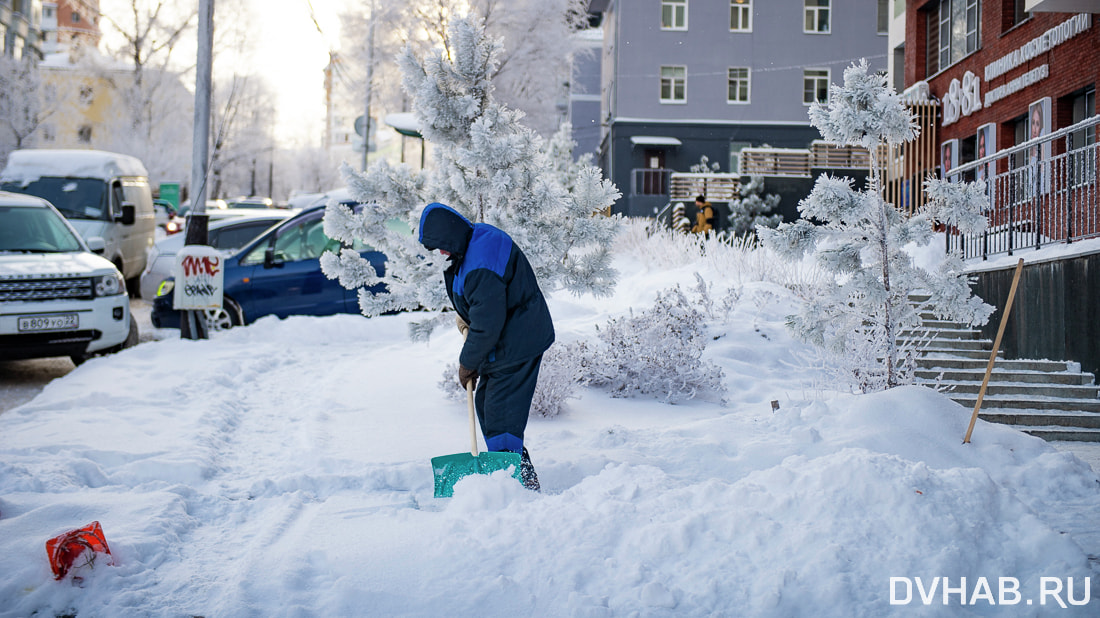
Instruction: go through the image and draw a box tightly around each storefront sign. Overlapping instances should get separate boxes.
[984,64,1048,107]
[942,71,982,127]
[984,14,1092,82]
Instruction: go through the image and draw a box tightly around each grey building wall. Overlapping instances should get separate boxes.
[570,29,603,160]
[595,0,888,218]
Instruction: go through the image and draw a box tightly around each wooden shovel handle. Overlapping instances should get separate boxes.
[467,381,478,457]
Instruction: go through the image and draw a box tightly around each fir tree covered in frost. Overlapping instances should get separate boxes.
[321,17,621,323]
[729,176,781,238]
[758,60,993,392]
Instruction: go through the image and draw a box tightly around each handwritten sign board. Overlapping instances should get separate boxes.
[173,245,224,310]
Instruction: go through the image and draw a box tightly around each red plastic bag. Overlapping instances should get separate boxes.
[46,521,113,580]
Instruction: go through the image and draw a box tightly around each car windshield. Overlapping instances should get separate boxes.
[0,178,108,220]
[0,205,85,252]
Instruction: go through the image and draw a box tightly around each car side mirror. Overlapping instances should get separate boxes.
[264,246,283,269]
[117,202,136,225]
[86,237,106,254]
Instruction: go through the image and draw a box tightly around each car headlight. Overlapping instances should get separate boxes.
[156,279,175,297]
[94,271,126,297]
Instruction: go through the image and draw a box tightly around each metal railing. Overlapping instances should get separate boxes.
[944,115,1099,260]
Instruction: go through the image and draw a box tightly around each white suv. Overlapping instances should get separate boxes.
[0,191,136,365]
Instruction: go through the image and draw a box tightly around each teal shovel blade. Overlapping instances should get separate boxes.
[431,451,523,498]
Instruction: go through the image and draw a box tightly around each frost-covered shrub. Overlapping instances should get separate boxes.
[729,176,781,238]
[582,286,726,403]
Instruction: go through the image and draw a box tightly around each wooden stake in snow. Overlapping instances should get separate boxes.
[963,258,1024,444]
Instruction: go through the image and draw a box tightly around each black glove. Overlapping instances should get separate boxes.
[459,364,479,389]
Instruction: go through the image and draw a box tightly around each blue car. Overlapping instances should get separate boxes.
[151,202,386,329]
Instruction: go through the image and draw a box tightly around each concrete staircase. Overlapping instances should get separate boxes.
[909,317,1100,442]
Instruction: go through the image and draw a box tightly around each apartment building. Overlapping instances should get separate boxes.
[590,0,889,217]
[1,0,42,59]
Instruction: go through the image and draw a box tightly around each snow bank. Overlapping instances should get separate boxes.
[1,250,1097,616]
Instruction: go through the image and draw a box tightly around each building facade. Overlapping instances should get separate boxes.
[1,0,42,59]
[41,0,100,55]
[591,0,890,218]
[904,1,1097,172]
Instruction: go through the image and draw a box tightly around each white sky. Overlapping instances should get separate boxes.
[246,0,344,146]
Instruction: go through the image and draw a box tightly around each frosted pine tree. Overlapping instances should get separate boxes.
[729,176,781,238]
[758,59,992,392]
[321,17,621,324]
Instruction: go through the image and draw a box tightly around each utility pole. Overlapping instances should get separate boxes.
[361,0,376,171]
[182,0,214,340]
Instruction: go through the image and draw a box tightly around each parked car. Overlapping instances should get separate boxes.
[0,191,137,364]
[139,212,293,300]
[151,201,387,330]
[225,196,274,209]
[1,149,157,295]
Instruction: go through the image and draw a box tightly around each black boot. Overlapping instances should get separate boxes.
[520,447,540,492]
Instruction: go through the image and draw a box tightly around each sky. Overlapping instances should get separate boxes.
[1,222,1099,615]
[247,0,344,145]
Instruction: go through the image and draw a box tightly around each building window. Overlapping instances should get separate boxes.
[730,0,751,32]
[42,124,55,143]
[78,85,94,107]
[728,68,750,104]
[877,0,889,34]
[72,11,81,23]
[660,66,686,103]
[77,125,93,143]
[1009,0,1029,30]
[804,0,830,34]
[927,0,979,74]
[803,68,829,105]
[661,0,687,30]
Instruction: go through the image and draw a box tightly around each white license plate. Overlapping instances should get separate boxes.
[17,314,79,332]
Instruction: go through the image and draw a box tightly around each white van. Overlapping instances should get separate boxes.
[1,150,157,294]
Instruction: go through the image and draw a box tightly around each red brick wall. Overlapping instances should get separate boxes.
[905,1,1099,161]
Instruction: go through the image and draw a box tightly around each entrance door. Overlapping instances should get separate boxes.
[642,149,666,195]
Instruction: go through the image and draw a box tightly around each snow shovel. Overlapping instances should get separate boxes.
[431,380,522,497]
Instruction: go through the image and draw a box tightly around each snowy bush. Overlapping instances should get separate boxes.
[729,176,781,239]
[321,16,621,331]
[758,59,992,393]
[582,285,727,403]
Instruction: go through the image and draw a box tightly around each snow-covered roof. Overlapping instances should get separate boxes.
[384,113,422,138]
[1,149,149,184]
[630,136,682,146]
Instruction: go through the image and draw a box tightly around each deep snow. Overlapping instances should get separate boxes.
[1,230,1098,617]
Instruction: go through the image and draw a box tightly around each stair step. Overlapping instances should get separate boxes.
[1019,427,1100,442]
[926,381,1100,398]
[914,368,1094,385]
[915,357,1075,372]
[900,328,982,340]
[979,411,1100,429]
[951,395,1100,413]
[917,348,999,360]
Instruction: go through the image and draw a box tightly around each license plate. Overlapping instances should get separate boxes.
[17,314,79,332]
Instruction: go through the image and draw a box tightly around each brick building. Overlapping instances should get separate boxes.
[904,1,1097,172]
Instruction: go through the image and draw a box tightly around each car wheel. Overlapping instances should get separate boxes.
[122,315,140,349]
[70,354,87,366]
[203,298,242,331]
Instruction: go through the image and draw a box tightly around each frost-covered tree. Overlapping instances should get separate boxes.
[321,16,621,324]
[0,55,52,166]
[758,59,993,392]
[728,176,781,238]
